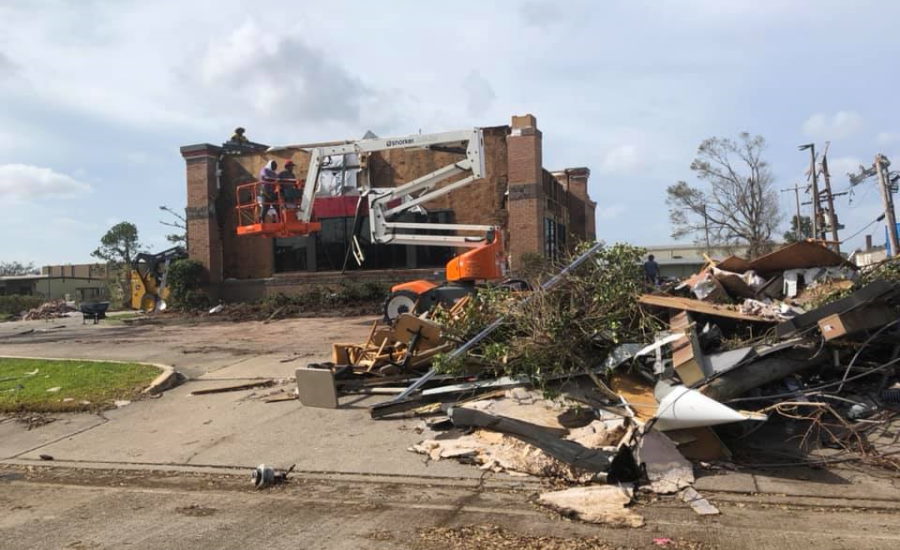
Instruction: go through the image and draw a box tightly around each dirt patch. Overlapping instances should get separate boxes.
[175,504,217,517]
[416,525,707,550]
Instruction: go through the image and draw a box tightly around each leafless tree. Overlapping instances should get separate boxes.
[159,205,186,247]
[667,133,781,257]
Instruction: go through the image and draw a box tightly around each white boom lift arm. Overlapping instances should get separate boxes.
[293,129,493,251]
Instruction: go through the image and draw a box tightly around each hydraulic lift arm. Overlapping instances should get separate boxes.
[296,128,494,249]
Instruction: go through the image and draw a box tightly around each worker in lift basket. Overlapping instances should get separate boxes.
[278,160,302,209]
[258,160,279,223]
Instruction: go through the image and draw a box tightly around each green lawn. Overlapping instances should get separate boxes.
[0,357,160,412]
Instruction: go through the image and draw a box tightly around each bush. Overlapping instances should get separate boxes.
[166,259,208,310]
[433,243,660,391]
[0,295,45,317]
[514,251,553,283]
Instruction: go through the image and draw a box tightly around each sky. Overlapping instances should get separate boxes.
[2,0,899,266]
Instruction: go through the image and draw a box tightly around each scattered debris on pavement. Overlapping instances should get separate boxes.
[292,240,900,526]
[251,463,295,489]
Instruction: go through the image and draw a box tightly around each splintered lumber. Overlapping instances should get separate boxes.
[191,379,275,395]
[700,354,827,402]
[669,311,706,386]
[817,303,898,341]
[775,280,899,338]
[448,406,613,472]
[638,294,774,322]
[394,314,444,349]
[609,372,658,423]
[746,240,853,274]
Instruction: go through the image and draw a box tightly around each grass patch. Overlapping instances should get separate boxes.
[104,312,146,325]
[0,357,160,413]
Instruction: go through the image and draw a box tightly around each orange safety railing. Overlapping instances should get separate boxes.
[235,179,321,238]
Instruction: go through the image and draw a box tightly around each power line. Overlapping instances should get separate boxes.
[840,214,885,243]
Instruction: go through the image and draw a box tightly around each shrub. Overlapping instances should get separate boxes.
[0,295,45,317]
[433,243,660,391]
[166,259,208,310]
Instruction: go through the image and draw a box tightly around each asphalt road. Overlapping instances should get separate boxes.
[2,466,899,550]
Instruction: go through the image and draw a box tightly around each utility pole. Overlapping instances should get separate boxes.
[820,143,841,253]
[781,183,804,237]
[799,143,823,240]
[875,154,900,257]
[701,204,710,255]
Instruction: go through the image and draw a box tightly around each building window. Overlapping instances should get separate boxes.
[544,218,557,260]
[274,210,456,273]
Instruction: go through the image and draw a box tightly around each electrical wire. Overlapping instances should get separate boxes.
[836,319,900,392]
[841,214,885,243]
[725,355,900,404]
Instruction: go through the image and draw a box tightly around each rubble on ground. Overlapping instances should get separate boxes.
[20,300,75,321]
[295,240,900,526]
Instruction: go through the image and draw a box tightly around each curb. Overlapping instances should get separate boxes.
[0,355,182,395]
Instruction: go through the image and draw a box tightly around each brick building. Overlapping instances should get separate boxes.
[181,115,595,300]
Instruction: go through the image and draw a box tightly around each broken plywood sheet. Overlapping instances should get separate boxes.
[537,484,644,527]
[609,372,658,423]
[637,430,694,494]
[817,303,899,341]
[638,294,775,323]
[463,388,570,431]
[716,255,751,273]
[747,241,854,275]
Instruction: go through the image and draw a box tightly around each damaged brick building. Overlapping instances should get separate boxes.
[181,114,596,300]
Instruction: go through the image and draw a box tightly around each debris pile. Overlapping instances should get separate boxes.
[21,300,75,321]
[300,241,900,526]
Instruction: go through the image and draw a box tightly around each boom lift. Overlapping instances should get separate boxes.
[235,128,510,320]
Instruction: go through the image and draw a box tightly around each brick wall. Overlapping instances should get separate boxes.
[182,115,595,296]
[181,144,223,283]
[506,114,544,268]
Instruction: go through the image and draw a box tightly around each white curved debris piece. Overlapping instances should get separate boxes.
[654,385,764,431]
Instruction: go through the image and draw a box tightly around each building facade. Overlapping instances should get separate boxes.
[181,115,596,300]
[0,264,111,301]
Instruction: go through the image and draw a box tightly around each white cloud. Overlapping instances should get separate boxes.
[876,131,899,146]
[0,164,92,201]
[519,1,564,28]
[194,21,370,125]
[826,156,866,182]
[598,203,626,220]
[0,52,17,78]
[600,144,641,174]
[802,111,864,139]
[462,71,496,116]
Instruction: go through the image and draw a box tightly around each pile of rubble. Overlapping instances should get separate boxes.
[21,300,75,321]
[295,241,900,526]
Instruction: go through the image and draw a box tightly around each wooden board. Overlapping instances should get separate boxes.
[818,303,898,341]
[609,372,658,422]
[746,241,854,275]
[394,314,444,350]
[716,255,751,273]
[638,294,775,323]
[670,311,706,386]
